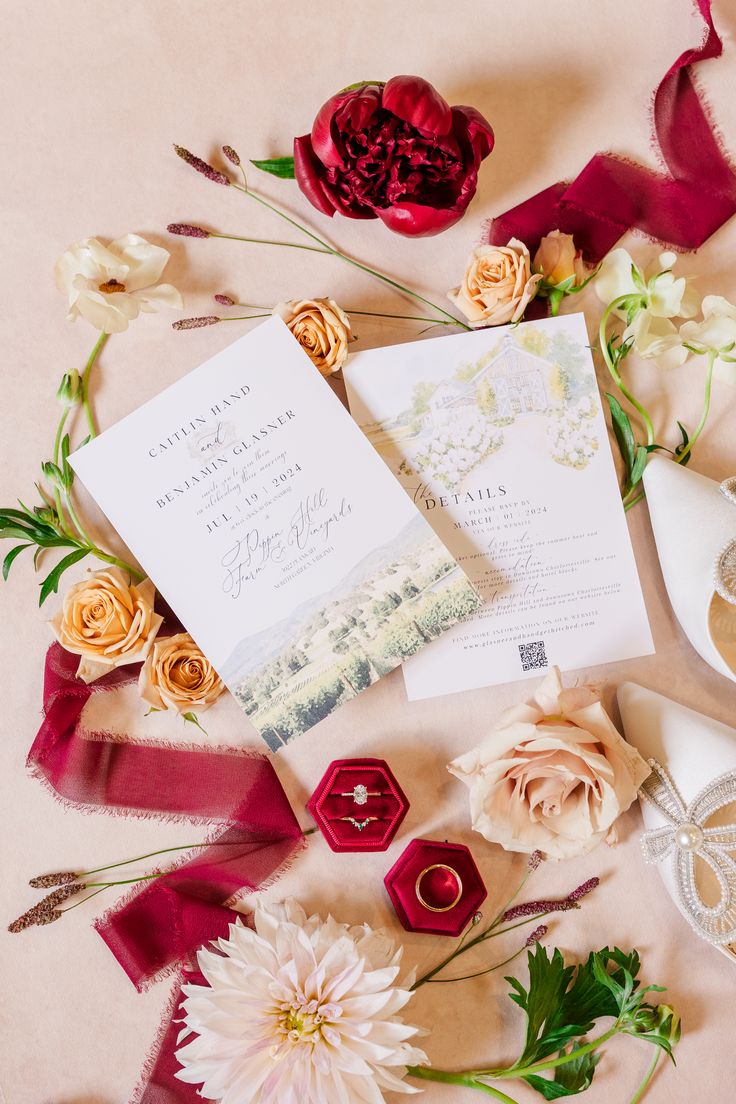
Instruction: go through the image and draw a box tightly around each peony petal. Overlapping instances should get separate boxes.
[310,87,378,169]
[378,199,466,237]
[451,104,495,164]
[382,75,452,136]
[294,134,339,217]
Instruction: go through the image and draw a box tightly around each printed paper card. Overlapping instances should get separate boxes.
[70,317,481,748]
[343,313,654,700]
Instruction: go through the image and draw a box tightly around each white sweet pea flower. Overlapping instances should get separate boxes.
[55,234,183,333]
[595,248,697,320]
[596,248,700,369]
[627,312,688,370]
[679,295,736,387]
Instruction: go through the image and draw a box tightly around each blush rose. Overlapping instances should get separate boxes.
[448,239,541,327]
[448,668,650,860]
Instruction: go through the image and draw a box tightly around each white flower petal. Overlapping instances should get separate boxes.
[175,902,421,1104]
[594,248,639,309]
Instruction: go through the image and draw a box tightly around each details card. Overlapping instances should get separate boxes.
[343,313,654,699]
[70,317,481,748]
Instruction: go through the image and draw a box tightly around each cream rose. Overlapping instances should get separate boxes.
[139,632,225,714]
[448,667,650,860]
[533,230,586,286]
[273,298,353,376]
[448,239,542,327]
[50,568,163,684]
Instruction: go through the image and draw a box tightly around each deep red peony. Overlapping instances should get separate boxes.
[294,75,494,237]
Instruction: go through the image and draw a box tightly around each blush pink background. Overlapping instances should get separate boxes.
[2,2,736,1102]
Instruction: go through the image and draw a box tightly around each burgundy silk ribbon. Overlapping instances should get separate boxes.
[27,643,305,992]
[487,0,735,261]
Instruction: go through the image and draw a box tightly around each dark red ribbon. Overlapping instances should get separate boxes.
[487,0,735,261]
[27,643,305,992]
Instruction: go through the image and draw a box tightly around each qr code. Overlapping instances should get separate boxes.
[519,640,548,672]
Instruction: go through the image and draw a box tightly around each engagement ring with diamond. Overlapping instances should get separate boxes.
[340,784,384,805]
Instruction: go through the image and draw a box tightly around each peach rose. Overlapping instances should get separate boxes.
[448,667,650,860]
[533,230,587,286]
[50,568,162,684]
[448,239,542,327]
[139,632,225,714]
[273,297,353,376]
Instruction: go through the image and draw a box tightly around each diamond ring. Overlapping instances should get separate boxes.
[340,784,384,806]
[340,815,382,831]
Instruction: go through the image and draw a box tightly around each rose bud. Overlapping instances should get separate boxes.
[294,76,494,237]
[533,230,587,287]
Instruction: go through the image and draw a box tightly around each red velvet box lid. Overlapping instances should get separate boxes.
[307,758,409,852]
[384,838,487,936]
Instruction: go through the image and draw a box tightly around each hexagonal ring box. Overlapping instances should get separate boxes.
[384,838,487,936]
[307,758,409,852]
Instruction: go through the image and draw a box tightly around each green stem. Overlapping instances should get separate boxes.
[230,182,470,331]
[50,407,76,540]
[80,331,109,439]
[411,865,538,989]
[675,349,716,464]
[488,1024,619,1080]
[211,232,330,254]
[599,297,655,446]
[230,302,458,327]
[88,547,145,580]
[624,491,646,513]
[628,1049,661,1104]
[217,313,272,322]
[407,1067,520,1103]
[425,942,527,984]
[79,841,214,878]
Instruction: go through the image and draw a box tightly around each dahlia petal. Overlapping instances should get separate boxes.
[382,75,452,136]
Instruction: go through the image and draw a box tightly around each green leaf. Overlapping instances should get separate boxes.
[524,1045,600,1098]
[630,263,646,291]
[629,445,648,488]
[250,156,295,179]
[507,945,622,1068]
[60,433,74,488]
[38,547,89,606]
[674,421,692,466]
[2,543,31,581]
[605,393,636,480]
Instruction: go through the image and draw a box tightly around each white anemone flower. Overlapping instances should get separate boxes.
[55,234,182,333]
[679,295,736,386]
[175,900,427,1104]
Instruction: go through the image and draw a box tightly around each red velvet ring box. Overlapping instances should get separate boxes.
[384,838,487,936]
[307,758,409,852]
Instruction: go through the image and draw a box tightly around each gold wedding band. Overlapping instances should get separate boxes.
[415,864,463,913]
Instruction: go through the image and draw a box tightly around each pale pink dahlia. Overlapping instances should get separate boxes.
[175,899,427,1104]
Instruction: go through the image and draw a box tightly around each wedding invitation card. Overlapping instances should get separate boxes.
[70,317,480,749]
[344,313,654,700]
